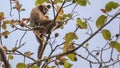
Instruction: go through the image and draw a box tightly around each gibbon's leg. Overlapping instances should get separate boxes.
[34,33,45,66]
[34,20,64,66]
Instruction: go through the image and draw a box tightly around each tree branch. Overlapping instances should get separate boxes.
[0,46,11,68]
[58,12,120,56]
[28,12,120,67]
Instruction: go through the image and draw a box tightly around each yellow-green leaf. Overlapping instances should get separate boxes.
[0,12,4,17]
[54,0,63,3]
[65,32,78,43]
[109,41,120,52]
[105,1,120,12]
[77,18,87,29]
[61,14,72,20]
[101,29,111,40]
[63,42,75,53]
[8,54,14,60]
[3,20,11,24]
[56,5,64,15]
[2,23,6,30]
[16,63,26,68]
[96,15,107,28]
[68,53,77,61]
[12,47,18,52]
[31,65,39,68]
[2,20,11,30]
[109,41,117,47]
[67,0,71,2]
[64,62,72,68]
[76,0,88,6]
[63,43,68,53]
[35,0,45,6]
[0,12,4,20]
[67,14,72,18]
[50,66,56,68]
[61,14,67,20]
[115,43,120,52]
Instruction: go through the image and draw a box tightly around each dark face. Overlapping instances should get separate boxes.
[38,5,51,15]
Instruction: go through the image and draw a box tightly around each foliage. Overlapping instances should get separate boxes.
[105,1,119,12]
[0,0,120,68]
[101,29,111,40]
[16,63,26,68]
[96,15,107,28]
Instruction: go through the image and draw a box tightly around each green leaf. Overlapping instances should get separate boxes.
[50,66,56,68]
[16,63,26,68]
[61,14,67,20]
[64,62,72,68]
[65,32,78,43]
[85,43,89,47]
[96,15,107,28]
[77,18,87,29]
[109,41,120,52]
[101,29,111,40]
[67,14,72,18]
[76,0,88,6]
[61,14,72,20]
[8,54,14,60]
[67,0,71,2]
[68,53,77,61]
[31,65,39,68]
[115,43,120,52]
[35,0,45,6]
[105,1,120,12]
[54,0,63,3]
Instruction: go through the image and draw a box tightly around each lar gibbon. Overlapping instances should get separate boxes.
[30,4,64,66]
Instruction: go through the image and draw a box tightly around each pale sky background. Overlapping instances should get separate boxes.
[0,0,120,68]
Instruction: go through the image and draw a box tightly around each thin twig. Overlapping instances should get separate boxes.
[18,10,21,21]
[71,4,77,14]
[53,0,66,21]
[50,0,55,18]
[16,50,35,61]
[19,31,27,47]
[9,0,13,16]
[63,2,75,8]
[0,21,2,45]
[76,53,98,64]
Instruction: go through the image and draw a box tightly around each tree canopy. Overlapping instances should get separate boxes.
[0,0,120,68]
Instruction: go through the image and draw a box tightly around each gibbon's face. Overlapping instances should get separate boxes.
[38,4,51,15]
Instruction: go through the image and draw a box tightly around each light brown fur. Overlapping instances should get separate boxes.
[30,4,64,66]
